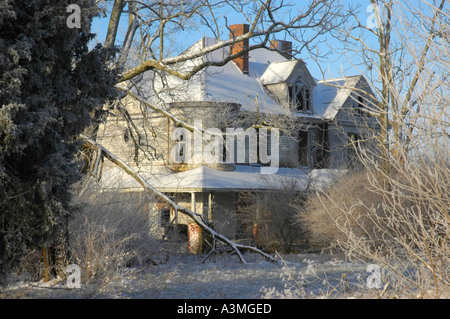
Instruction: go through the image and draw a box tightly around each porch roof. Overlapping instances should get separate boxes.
[99,165,342,193]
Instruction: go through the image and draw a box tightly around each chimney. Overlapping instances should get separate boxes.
[270,40,293,59]
[229,24,250,74]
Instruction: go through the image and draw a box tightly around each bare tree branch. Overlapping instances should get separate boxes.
[80,134,279,264]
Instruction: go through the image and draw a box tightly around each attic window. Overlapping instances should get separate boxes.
[288,82,312,112]
[357,96,364,115]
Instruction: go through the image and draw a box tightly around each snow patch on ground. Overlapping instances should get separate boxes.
[1,252,371,299]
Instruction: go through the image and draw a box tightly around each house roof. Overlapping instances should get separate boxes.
[259,60,299,85]
[314,76,363,120]
[135,37,365,120]
[259,60,315,86]
[201,37,288,114]
[98,164,340,193]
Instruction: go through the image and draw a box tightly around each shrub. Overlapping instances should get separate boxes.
[297,162,450,298]
[69,190,159,283]
[237,176,305,253]
[295,172,383,250]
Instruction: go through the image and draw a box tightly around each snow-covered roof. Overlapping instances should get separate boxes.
[200,37,289,114]
[259,60,299,85]
[99,165,340,193]
[260,60,315,86]
[135,37,365,120]
[202,41,287,114]
[313,76,362,120]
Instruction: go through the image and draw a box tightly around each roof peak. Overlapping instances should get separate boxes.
[318,75,362,83]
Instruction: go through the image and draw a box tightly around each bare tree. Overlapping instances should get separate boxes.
[297,0,449,298]
[105,0,349,81]
[330,0,449,171]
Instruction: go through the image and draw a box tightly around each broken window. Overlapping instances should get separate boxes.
[289,85,311,112]
[288,78,312,112]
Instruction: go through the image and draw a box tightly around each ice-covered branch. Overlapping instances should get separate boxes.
[80,134,279,264]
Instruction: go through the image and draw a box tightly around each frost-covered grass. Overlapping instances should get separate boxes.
[1,252,376,299]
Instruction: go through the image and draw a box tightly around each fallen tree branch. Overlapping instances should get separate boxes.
[80,134,278,264]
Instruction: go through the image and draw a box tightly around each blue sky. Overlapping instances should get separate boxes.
[90,1,378,80]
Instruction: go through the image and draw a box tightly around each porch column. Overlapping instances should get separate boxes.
[188,192,202,254]
[208,192,214,224]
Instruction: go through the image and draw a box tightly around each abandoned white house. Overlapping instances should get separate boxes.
[95,24,379,253]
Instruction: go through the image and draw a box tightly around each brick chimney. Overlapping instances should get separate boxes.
[270,40,293,59]
[229,24,249,74]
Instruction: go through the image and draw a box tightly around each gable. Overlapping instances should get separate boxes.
[260,60,317,113]
[313,76,362,120]
[260,60,315,87]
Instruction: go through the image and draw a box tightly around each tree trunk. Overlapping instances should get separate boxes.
[42,245,50,282]
[104,0,125,48]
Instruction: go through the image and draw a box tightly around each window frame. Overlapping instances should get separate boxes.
[288,77,312,112]
[356,95,365,116]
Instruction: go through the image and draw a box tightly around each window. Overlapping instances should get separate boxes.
[123,128,131,143]
[298,130,308,167]
[347,133,362,168]
[313,124,329,169]
[288,81,312,112]
[171,124,191,163]
[348,132,361,146]
[256,129,273,166]
[356,96,364,115]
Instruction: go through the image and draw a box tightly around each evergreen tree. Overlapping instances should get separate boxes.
[0,0,117,280]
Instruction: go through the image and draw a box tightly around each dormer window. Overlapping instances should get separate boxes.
[288,77,312,112]
[260,60,316,113]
